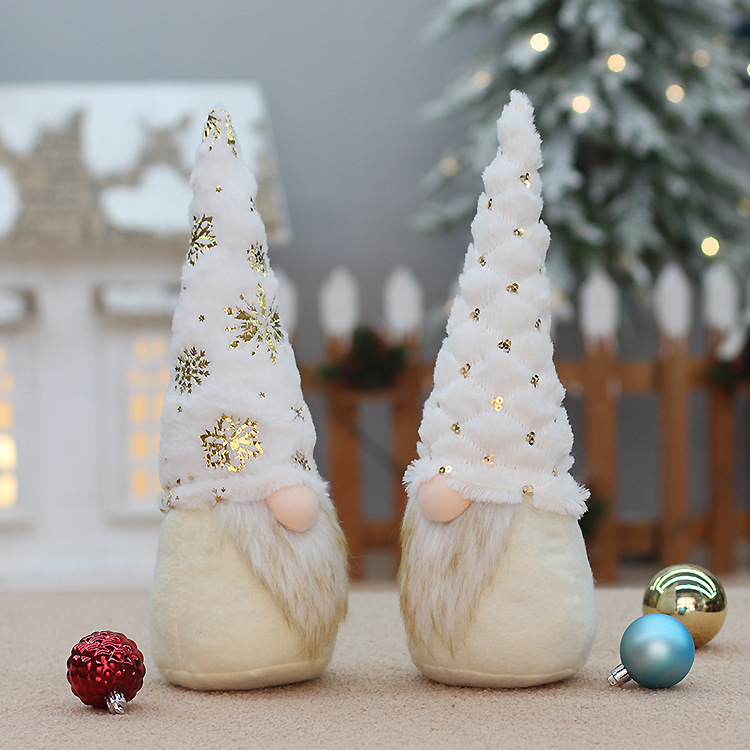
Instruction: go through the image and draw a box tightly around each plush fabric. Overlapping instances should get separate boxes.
[403,502,597,687]
[151,508,335,689]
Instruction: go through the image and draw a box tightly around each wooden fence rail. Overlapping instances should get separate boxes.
[299,262,750,581]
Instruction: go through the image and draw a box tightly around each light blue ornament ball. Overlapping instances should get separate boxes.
[620,613,695,688]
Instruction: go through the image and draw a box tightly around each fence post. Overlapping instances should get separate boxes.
[384,267,424,555]
[703,263,740,572]
[318,268,365,575]
[579,269,620,581]
[654,264,693,566]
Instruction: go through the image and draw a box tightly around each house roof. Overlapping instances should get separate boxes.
[0,82,291,262]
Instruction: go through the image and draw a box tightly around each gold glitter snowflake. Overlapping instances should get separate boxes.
[291,450,311,471]
[247,242,268,275]
[224,284,284,362]
[174,347,210,394]
[202,109,237,156]
[200,414,263,472]
[188,215,217,266]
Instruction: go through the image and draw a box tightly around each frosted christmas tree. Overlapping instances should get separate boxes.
[150,108,348,690]
[399,91,596,688]
[419,0,750,282]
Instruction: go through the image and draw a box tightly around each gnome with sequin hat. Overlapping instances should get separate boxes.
[398,91,597,688]
[150,108,348,690]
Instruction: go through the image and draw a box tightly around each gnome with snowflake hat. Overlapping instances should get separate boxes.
[399,91,597,688]
[150,108,348,690]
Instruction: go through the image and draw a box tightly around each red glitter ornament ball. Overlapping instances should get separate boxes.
[66,631,146,713]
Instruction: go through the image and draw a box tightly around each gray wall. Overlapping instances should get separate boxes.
[2,0,482,359]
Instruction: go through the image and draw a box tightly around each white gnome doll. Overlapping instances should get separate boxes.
[399,91,597,688]
[150,108,348,690]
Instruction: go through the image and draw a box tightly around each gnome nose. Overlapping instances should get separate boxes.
[418,475,471,523]
[266,485,320,532]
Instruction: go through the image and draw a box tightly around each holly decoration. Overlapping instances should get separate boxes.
[66,631,146,714]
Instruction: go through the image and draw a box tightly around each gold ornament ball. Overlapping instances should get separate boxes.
[642,564,727,647]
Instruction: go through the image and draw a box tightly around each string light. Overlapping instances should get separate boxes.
[666,84,685,103]
[571,94,591,113]
[472,70,492,89]
[692,49,711,67]
[439,155,459,176]
[701,236,720,256]
[607,54,627,72]
[529,33,550,52]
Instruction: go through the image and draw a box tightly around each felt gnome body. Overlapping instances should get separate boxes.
[150,109,348,690]
[398,92,597,688]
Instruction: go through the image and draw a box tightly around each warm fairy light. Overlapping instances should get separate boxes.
[529,33,550,52]
[439,155,459,176]
[0,434,17,470]
[0,474,17,508]
[571,94,591,113]
[701,236,720,256]
[739,197,750,217]
[747,62,750,78]
[472,70,492,89]
[692,49,711,67]
[607,54,627,72]
[666,84,685,103]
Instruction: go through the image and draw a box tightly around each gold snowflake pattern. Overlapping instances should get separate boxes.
[223,284,284,363]
[247,242,268,275]
[174,347,210,394]
[188,215,217,266]
[291,450,311,471]
[202,109,237,156]
[200,414,263,472]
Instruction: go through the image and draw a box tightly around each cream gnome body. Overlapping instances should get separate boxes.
[150,109,348,690]
[399,92,597,688]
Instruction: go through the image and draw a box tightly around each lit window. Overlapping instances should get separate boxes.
[0,345,17,509]
[127,336,169,503]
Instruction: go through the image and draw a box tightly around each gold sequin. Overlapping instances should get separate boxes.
[490,396,504,411]
[188,215,217,266]
[520,173,531,188]
[202,109,238,156]
[212,487,227,503]
[470,308,480,321]
[451,423,461,435]
[460,364,471,378]
[487,198,493,209]
[513,227,525,237]
[291,450,311,471]
[224,284,284,362]
[535,319,541,330]
[498,339,511,352]
[483,454,495,466]
[530,374,539,387]
[200,414,263,472]
[248,242,268,276]
[215,185,223,193]
[291,406,305,420]
[259,392,266,399]
[553,466,559,476]
[174,347,210,394]
[438,465,453,474]
[522,484,534,497]
[526,431,536,445]
[177,406,182,413]
[506,283,519,294]
[478,255,486,267]
[199,315,205,322]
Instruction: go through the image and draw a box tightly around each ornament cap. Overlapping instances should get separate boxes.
[106,690,127,715]
[607,663,631,687]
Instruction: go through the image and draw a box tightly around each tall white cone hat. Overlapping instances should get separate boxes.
[399,92,595,687]
[151,108,348,688]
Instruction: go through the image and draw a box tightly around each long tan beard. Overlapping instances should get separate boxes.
[213,498,349,660]
[398,499,516,654]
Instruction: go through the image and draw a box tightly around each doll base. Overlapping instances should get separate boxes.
[150,508,335,690]
[406,503,597,688]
